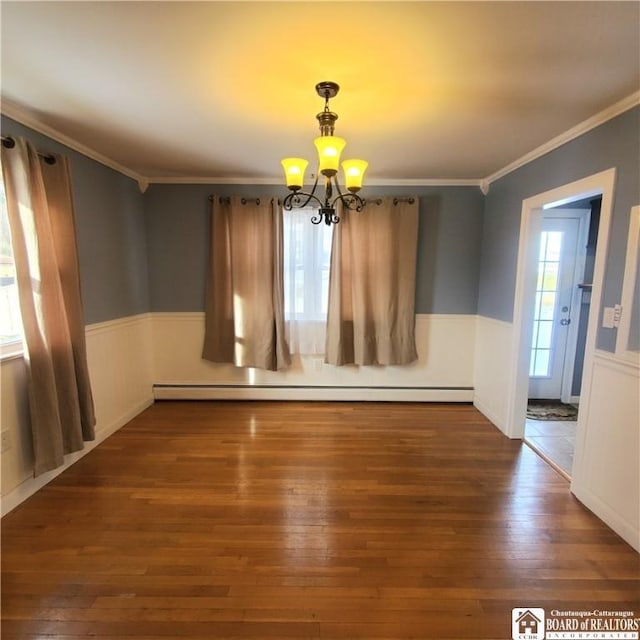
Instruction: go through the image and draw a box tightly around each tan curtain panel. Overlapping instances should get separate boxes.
[1,137,96,476]
[325,197,419,365]
[202,196,290,371]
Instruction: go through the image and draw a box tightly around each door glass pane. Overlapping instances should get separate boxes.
[532,349,550,377]
[546,232,562,261]
[531,230,563,378]
[536,264,544,290]
[539,292,556,320]
[542,262,559,291]
[536,320,553,350]
[539,233,549,261]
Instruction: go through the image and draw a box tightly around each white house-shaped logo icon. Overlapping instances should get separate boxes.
[517,610,540,635]
[512,607,545,640]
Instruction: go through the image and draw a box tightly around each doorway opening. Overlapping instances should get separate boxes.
[504,168,615,484]
[524,198,600,477]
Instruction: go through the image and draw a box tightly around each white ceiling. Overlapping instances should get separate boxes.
[1,1,639,184]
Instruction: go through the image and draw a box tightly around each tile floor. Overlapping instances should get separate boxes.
[524,418,577,477]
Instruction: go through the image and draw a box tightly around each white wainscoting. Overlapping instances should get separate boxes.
[472,315,514,435]
[151,313,476,402]
[85,314,154,435]
[1,313,154,515]
[0,356,31,504]
[571,352,640,552]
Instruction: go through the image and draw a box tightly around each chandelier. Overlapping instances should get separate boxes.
[281,81,368,225]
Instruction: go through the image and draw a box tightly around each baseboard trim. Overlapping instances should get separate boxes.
[153,385,473,402]
[571,484,640,553]
[1,396,154,517]
[472,396,507,435]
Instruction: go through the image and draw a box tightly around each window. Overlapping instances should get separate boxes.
[530,231,562,377]
[0,176,23,356]
[283,208,333,355]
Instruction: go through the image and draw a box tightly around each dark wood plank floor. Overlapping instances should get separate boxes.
[2,401,639,639]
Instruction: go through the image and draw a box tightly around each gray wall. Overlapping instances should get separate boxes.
[10,104,635,337]
[478,107,640,351]
[0,116,484,323]
[1,116,150,324]
[143,184,484,314]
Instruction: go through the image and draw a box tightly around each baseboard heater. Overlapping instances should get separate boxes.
[153,384,474,402]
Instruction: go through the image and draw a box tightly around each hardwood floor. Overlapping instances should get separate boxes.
[2,401,638,639]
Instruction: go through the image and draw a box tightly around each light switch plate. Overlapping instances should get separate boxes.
[602,307,616,329]
[613,304,622,327]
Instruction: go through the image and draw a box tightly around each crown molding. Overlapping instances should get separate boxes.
[368,178,482,188]
[1,98,144,185]
[147,176,483,188]
[148,176,286,185]
[482,90,640,190]
[3,90,637,195]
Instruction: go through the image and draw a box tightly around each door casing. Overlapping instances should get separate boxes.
[504,168,616,443]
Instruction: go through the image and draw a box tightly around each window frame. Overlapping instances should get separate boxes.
[0,172,25,361]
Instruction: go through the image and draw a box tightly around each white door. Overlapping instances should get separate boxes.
[529,216,580,399]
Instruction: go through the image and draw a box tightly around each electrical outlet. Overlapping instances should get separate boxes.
[1,430,12,453]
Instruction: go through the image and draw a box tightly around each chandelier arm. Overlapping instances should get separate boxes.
[282,170,323,210]
[282,190,324,211]
[310,211,325,225]
[329,176,366,212]
[292,172,320,209]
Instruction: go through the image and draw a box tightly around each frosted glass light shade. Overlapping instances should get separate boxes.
[342,159,368,192]
[314,136,346,177]
[281,158,309,190]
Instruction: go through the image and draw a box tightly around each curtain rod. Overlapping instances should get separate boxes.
[393,197,415,205]
[208,195,416,206]
[365,197,416,206]
[208,196,264,205]
[1,135,57,164]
